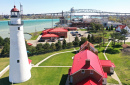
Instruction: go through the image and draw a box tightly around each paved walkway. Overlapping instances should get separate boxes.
[34,49,75,67]
[103,40,122,85]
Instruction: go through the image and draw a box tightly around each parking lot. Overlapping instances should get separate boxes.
[27,31,88,46]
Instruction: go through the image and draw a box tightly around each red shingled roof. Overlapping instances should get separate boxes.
[49,28,68,32]
[42,34,59,38]
[100,60,116,67]
[42,28,53,34]
[70,49,105,77]
[76,77,102,85]
[11,5,19,12]
[80,41,95,52]
[116,25,126,30]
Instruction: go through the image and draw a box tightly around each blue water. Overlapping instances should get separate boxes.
[0,19,59,40]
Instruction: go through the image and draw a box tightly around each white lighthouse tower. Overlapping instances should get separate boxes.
[8,5,31,83]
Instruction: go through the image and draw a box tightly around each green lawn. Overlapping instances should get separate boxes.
[29,48,75,65]
[105,43,130,85]
[0,67,69,85]
[30,31,42,40]
[79,29,87,31]
[0,58,9,71]
[40,51,75,66]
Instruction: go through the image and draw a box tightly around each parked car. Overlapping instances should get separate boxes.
[59,38,64,41]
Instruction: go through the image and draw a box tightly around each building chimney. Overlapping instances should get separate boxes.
[85,59,90,67]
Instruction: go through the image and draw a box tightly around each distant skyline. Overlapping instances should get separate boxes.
[1,0,130,15]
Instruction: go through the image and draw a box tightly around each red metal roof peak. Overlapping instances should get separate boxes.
[11,5,19,12]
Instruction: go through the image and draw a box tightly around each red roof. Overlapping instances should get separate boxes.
[28,59,32,64]
[42,34,59,38]
[42,28,53,34]
[80,41,95,51]
[116,25,126,29]
[27,43,32,46]
[11,5,19,12]
[70,49,105,77]
[100,60,116,67]
[49,28,68,32]
[76,77,102,85]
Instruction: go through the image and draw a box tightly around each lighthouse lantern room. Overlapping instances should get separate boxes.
[9,5,31,83]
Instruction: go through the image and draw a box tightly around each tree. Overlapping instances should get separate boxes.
[67,42,73,48]
[120,29,128,44]
[43,42,50,52]
[73,36,80,47]
[80,37,87,46]
[3,38,10,45]
[1,43,9,57]
[111,25,113,30]
[50,43,56,51]
[87,34,91,42]
[55,40,62,50]
[90,34,95,43]
[106,27,108,30]
[62,39,67,49]
[108,27,111,31]
[36,43,43,54]
[0,36,4,46]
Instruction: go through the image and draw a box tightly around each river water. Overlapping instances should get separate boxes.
[0,19,59,40]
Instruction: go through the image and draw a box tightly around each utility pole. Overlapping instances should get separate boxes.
[52,14,53,28]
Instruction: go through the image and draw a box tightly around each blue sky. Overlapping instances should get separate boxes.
[1,0,130,15]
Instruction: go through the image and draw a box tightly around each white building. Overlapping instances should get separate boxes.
[8,5,31,83]
[116,25,130,33]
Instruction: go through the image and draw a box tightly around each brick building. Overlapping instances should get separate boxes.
[79,41,98,55]
[68,41,115,85]
[49,28,68,38]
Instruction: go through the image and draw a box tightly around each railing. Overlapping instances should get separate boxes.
[8,21,24,25]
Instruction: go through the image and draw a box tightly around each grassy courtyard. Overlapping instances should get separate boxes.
[0,68,69,85]
[105,43,130,85]
[40,51,76,66]
[0,58,9,71]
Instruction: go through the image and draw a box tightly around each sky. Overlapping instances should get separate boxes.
[1,0,130,15]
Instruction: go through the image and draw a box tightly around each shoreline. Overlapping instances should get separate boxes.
[0,18,59,21]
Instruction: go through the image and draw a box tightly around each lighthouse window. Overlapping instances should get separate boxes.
[18,27,20,30]
[17,60,20,63]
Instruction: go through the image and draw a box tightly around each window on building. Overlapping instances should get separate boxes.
[90,70,94,74]
[81,70,85,73]
[18,27,20,30]
[17,60,20,63]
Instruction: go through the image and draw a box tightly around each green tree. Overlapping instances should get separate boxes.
[120,29,128,44]
[111,25,113,30]
[67,42,73,48]
[62,39,67,49]
[80,37,87,46]
[36,43,43,54]
[0,36,4,46]
[55,40,62,50]
[3,38,10,45]
[50,43,56,51]
[90,34,95,43]
[87,34,91,42]
[1,43,9,57]
[73,36,80,47]
[43,42,50,52]
[106,27,108,30]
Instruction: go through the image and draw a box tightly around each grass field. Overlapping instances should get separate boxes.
[79,29,87,31]
[105,43,130,85]
[30,31,42,40]
[0,68,69,85]
[29,48,75,65]
[40,51,75,66]
[0,58,9,72]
